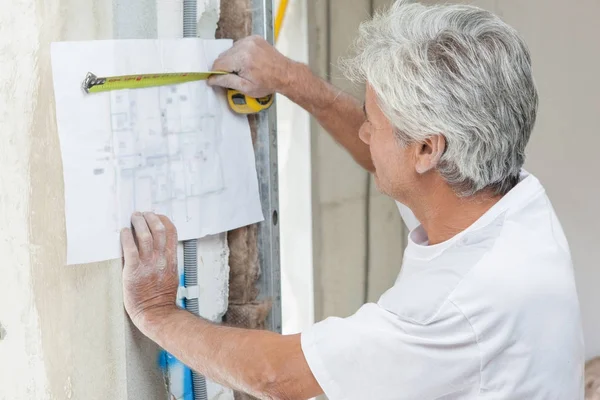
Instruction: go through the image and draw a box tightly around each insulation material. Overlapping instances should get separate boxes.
[227,226,260,304]
[586,357,600,400]
[224,301,273,330]
[215,0,253,41]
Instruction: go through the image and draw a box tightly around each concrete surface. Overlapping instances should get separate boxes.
[0,2,130,398]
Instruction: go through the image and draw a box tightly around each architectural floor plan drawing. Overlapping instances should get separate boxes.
[110,83,225,229]
[51,39,264,265]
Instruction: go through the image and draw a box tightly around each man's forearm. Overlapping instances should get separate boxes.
[140,308,321,400]
[281,62,374,172]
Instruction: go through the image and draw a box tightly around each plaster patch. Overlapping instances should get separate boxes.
[198,0,221,39]
[64,376,73,399]
[0,322,6,340]
[197,233,231,322]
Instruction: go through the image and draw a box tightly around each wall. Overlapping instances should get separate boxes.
[308,0,405,324]
[275,0,315,335]
[0,0,232,399]
[1,2,130,398]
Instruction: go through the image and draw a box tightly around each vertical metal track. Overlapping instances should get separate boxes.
[251,0,282,334]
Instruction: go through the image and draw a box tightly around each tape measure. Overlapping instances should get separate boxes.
[81,71,274,114]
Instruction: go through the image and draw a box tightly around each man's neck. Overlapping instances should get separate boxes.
[407,184,503,245]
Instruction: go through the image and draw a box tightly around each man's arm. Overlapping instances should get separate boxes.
[208,35,374,172]
[121,212,322,400]
[282,63,374,172]
[145,310,319,399]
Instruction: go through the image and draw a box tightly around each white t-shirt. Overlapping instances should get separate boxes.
[301,171,584,399]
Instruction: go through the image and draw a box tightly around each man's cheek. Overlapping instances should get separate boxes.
[370,143,382,169]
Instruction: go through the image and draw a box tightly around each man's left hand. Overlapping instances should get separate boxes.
[120,212,179,334]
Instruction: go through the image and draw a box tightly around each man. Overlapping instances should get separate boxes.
[120,2,585,399]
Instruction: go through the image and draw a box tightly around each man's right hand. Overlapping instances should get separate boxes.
[208,35,294,98]
[209,34,374,172]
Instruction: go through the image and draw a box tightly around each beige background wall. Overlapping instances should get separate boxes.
[310,0,600,359]
[309,0,405,324]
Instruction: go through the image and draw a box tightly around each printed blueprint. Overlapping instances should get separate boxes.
[51,39,263,265]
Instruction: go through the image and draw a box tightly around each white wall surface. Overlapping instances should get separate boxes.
[275,0,315,334]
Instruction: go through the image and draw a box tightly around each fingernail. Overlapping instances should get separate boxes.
[133,211,142,217]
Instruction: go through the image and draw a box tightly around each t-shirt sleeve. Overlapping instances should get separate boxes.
[301,303,480,400]
[395,201,420,231]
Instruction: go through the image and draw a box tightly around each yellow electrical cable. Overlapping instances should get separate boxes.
[274,0,289,43]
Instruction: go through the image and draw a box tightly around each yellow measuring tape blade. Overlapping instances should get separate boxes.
[82,71,228,93]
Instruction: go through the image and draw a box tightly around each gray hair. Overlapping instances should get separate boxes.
[342,1,538,196]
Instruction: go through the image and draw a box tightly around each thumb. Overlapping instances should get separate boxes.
[207,74,248,93]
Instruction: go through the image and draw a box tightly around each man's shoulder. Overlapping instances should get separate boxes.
[380,206,574,328]
[383,170,574,325]
[377,230,500,326]
[459,208,575,301]
[447,193,578,331]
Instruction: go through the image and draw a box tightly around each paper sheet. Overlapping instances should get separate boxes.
[50,39,264,265]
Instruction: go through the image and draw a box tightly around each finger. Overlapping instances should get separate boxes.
[157,214,177,241]
[120,227,140,267]
[143,212,167,253]
[157,215,178,270]
[211,51,241,74]
[207,73,249,92]
[131,212,153,261]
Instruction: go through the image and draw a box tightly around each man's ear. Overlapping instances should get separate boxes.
[414,135,446,174]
